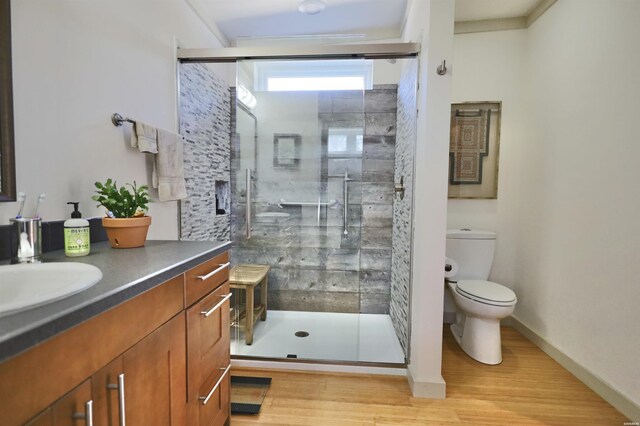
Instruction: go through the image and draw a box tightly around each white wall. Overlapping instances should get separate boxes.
[3,0,226,239]
[450,0,640,412]
[521,0,640,410]
[404,0,454,398]
[446,29,528,314]
[372,59,403,85]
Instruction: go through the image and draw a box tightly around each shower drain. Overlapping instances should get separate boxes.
[295,331,309,338]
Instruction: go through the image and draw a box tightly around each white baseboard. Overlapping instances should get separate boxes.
[407,368,446,399]
[509,316,639,421]
[231,359,407,376]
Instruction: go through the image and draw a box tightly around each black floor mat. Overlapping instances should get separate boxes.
[230,376,272,415]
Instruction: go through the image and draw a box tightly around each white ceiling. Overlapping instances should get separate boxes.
[189,0,544,44]
[191,0,408,43]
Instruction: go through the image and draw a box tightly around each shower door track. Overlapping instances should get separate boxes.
[177,42,420,63]
[231,354,407,369]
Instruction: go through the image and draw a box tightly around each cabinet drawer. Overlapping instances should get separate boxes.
[195,366,230,426]
[187,282,231,403]
[185,252,230,307]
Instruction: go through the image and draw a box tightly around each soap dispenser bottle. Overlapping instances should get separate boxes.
[64,202,90,257]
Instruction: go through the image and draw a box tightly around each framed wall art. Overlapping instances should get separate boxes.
[448,101,501,199]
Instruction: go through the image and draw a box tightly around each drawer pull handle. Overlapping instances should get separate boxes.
[72,400,94,426]
[199,364,231,405]
[107,373,126,426]
[197,262,230,281]
[201,293,232,317]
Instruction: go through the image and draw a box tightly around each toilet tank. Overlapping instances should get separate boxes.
[446,229,496,281]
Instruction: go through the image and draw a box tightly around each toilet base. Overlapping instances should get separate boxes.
[450,316,503,365]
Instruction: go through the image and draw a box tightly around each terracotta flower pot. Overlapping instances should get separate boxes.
[102,216,151,249]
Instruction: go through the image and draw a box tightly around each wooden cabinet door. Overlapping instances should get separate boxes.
[122,313,187,426]
[91,357,124,426]
[25,380,93,426]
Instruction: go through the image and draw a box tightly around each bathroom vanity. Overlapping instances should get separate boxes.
[0,240,231,426]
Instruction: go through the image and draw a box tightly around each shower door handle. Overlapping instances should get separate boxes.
[343,172,350,236]
[246,168,251,239]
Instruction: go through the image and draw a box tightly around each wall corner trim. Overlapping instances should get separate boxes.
[454,17,526,35]
[509,316,640,421]
[454,0,558,35]
[407,369,447,399]
[526,0,558,28]
[183,0,230,47]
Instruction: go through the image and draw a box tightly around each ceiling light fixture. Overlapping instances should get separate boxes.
[298,0,326,15]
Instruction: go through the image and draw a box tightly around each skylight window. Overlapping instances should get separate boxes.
[268,76,365,92]
[254,59,373,92]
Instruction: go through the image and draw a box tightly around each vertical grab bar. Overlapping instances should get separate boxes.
[246,168,252,239]
[343,172,349,235]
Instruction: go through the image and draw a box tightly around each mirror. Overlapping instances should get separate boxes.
[0,0,16,201]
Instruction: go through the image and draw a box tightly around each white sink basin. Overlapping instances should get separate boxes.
[0,263,102,316]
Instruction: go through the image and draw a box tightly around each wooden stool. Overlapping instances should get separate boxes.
[229,264,270,345]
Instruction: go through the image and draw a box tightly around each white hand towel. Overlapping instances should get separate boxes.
[131,121,158,154]
[153,128,188,201]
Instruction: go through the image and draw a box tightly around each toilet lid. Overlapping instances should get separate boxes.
[456,280,517,305]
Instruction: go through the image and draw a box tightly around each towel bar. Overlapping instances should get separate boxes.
[111,113,135,127]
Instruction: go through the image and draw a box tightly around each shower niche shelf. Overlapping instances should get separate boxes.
[215,180,229,215]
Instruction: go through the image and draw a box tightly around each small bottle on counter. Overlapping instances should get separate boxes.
[64,202,90,257]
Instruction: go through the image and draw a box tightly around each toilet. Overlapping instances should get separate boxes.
[446,228,517,365]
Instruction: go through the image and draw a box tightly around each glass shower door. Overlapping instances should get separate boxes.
[230,59,367,362]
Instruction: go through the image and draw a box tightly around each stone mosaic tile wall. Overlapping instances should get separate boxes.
[390,60,418,356]
[231,86,398,314]
[179,63,231,241]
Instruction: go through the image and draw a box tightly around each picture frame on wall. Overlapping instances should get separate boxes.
[273,133,301,169]
[448,101,502,199]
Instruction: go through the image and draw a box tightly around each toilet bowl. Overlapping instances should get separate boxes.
[447,279,516,365]
[446,228,518,364]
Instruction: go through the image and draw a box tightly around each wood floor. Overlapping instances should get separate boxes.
[230,326,627,425]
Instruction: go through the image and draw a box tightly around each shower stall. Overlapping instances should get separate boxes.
[178,45,418,367]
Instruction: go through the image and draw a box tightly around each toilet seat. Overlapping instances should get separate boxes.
[455,280,517,307]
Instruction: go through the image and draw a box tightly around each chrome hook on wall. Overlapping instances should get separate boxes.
[436,60,447,76]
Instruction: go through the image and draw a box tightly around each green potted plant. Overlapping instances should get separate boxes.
[92,179,151,248]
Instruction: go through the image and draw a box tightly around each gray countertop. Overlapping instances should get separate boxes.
[0,240,231,363]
